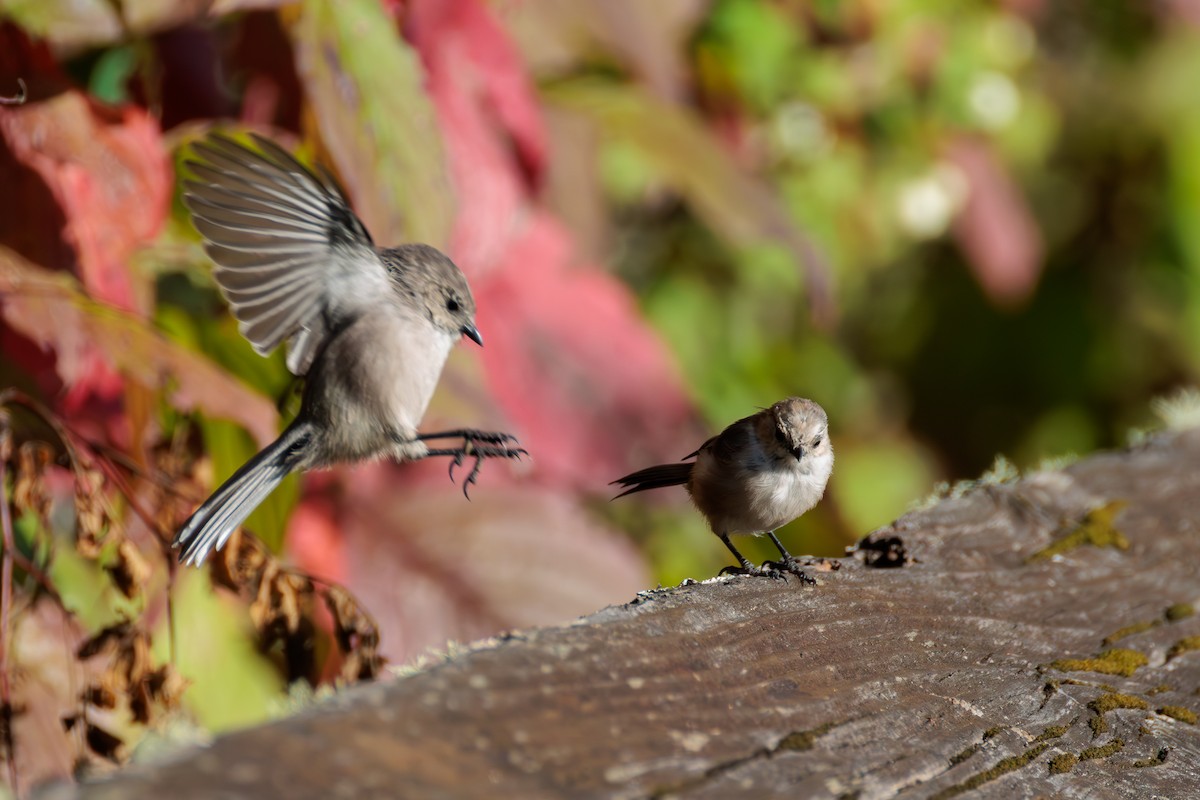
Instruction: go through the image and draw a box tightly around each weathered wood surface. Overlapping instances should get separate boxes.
[60,429,1200,799]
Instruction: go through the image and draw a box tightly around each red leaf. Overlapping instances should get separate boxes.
[409,0,547,185]
[403,0,698,487]
[0,90,169,311]
[474,212,697,488]
[947,135,1044,307]
[407,0,548,270]
[1,87,171,439]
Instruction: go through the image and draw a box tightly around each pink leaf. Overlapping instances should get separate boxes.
[947,135,1044,307]
[408,0,547,186]
[1,86,171,437]
[474,212,697,488]
[404,0,699,487]
[0,96,168,311]
[407,0,548,271]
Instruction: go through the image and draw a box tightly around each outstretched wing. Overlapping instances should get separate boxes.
[183,132,388,375]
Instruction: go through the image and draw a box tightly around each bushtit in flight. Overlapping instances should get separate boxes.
[612,397,832,579]
[174,132,524,566]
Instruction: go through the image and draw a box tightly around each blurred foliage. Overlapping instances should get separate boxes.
[1,0,1199,787]
[525,0,1200,576]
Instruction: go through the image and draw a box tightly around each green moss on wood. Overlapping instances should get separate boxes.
[949,743,979,766]
[1034,724,1070,742]
[927,744,1050,800]
[1167,636,1200,661]
[1157,705,1197,724]
[1165,603,1195,622]
[1088,693,1148,735]
[1027,501,1129,562]
[1050,649,1148,677]
[1102,620,1159,646]
[1133,747,1170,768]
[1048,753,1077,774]
[777,722,835,752]
[1089,693,1149,714]
[1079,739,1123,760]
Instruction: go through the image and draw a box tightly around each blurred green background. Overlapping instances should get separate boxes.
[531,0,1200,578]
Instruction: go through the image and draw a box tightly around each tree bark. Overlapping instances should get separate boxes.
[63,429,1200,799]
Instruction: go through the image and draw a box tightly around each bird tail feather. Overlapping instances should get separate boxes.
[174,421,312,566]
[610,462,694,499]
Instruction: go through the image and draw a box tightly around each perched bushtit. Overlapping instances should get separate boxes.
[613,397,832,579]
[174,132,524,566]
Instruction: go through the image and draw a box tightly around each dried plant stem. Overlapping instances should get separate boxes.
[166,574,177,668]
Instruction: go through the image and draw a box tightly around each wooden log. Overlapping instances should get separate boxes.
[65,429,1200,799]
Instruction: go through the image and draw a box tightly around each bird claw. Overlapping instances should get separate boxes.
[719,561,810,584]
[427,430,526,499]
[762,558,816,585]
[455,444,528,499]
[447,451,465,483]
[719,563,783,581]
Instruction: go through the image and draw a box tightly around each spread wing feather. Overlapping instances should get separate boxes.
[183,132,386,375]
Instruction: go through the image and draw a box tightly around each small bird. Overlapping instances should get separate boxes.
[174,132,524,566]
[612,397,832,579]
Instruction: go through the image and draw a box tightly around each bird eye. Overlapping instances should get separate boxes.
[446,298,460,312]
[812,435,822,447]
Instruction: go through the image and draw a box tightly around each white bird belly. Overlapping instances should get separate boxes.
[691,450,832,535]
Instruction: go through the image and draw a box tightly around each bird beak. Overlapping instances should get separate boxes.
[791,445,805,460]
[462,324,483,347]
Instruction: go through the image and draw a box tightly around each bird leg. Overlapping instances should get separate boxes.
[416,429,519,446]
[716,533,787,582]
[417,429,526,498]
[761,531,816,584]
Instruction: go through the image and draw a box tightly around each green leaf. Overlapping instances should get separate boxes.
[89,45,137,104]
[545,80,834,323]
[701,0,800,110]
[156,570,284,732]
[291,0,454,246]
[0,0,120,50]
[831,440,937,535]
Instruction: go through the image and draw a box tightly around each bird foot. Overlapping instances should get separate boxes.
[718,563,788,582]
[762,557,817,585]
[423,429,527,498]
[719,559,815,584]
